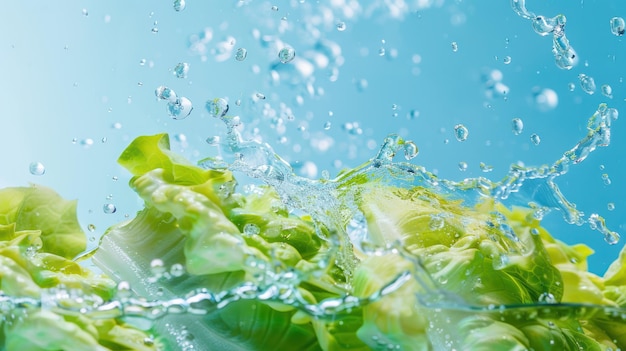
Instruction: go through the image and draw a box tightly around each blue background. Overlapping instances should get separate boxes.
[1,0,625,274]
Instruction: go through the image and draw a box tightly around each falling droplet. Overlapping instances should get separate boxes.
[530,133,541,145]
[173,0,186,12]
[610,17,625,36]
[173,62,189,78]
[403,141,419,160]
[103,203,117,214]
[578,74,596,95]
[235,48,247,61]
[511,118,524,135]
[167,97,193,120]
[205,98,229,118]
[454,124,469,141]
[29,162,46,176]
[278,46,296,63]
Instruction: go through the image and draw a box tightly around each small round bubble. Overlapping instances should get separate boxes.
[403,141,419,160]
[205,98,229,118]
[243,223,260,236]
[336,21,346,31]
[511,118,524,135]
[323,121,331,130]
[503,56,512,64]
[87,224,96,232]
[155,85,177,102]
[278,46,296,63]
[150,258,166,276]
[610,17,625,36]
[29,162,46,176]
[530,133,541,146]
[451,42,458,52]
[170,263,185,277]
[454,124,469,142]
[167,97,193,120]
[173,62,189,78]
[458,161,468,171]
[173,0,186,12]
[607,203,615,211]
[235,48,247,61]
[601,84,613,98]
[103,203,117,214]
[578,74,596,95]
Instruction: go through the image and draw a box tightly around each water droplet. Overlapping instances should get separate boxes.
[378,47,386,56]
[403,141,419,160]
[155,86,177,102]
[454,124,469,142]
[336,21,346,31]
[458,161,468,171]
[530,133,541,146]
[29,162,45,176]
[429,215,445,230]
[255,92,266,100]
[173,62,189,78]
[271,5,279,11]
[116,281,132,298]
[578,74,596,94]
[235,48,247,61]
[323,121,331,130]
[503,56,512,64]
[173,0,186,12]
[167,97,193,120]
[533,88,558,111]
[610,17,626,36]
[602,173,611,185]
[568,82,575,91]
[243,223,260,236]
[608,203,615,211]
[151,27,159,34]
[169,263,185,277]
[103,203,117,214]
[511,118,524,135]
[278,46,296,63]
[205,98,229,118]
[150,258,166,276]
[408,110,420,120]
[538,292,557,303]
[601,84,613,98]
[87,224,96,232]
[451,41,458,52]
[82,8,88,16]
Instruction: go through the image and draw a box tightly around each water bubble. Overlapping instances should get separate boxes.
[323,121,331,130]
[451,41,458,52]
[103,203,117,214]
[403,141,419,160]
[235,48,247,61]
[243,223,260,236]
[166,97,193,120]
[608,203,615,211]
[151,26,159,34]
[205,98,229,118]
[458,162,468,171]
[454,124,469,142]
[170,263,185,277]
[601,84,613,98]
[173,62,189,78]
[206,136,220,145]
[408,110,420,120]
[82,8,88,16]
[610,17,626,36]
[173,0,186,12]
[530,133,541,146]
[150,258,166,277]
[538,292,557,304]
[336,21,346,31]
[271,5,279,11]
[511,118,524,135]
[87,224,96,232]
[155,86,177,102]
[578,74,596,94]
[116,281,132,298]
[278,46,296,63]
[29,162,46,176]
[602,173,611,185]
[503,56,512,64]
[429,215,445,230]
[568,82,575,91]
[255,92,266,100]
[378,47,386,56]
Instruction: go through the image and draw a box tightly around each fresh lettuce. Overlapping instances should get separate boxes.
[0,186,166,350]
[1,133,625,350]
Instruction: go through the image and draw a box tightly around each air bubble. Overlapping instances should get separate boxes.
[150,258,166,276]
[533,88,558,111]
[408,110,420,120]
[82,8,88,16]
[538,292,557,304]
[530,133,541,146]
[166,97,193,120]
[403,141,419,160]
[116,281,132,298]
[451,42,458,52]
[458,162,468,171]
[206,98,229,118]
[454,124,469,142]
[235,48,247,61]
[602,173,611,185]
[503,56,512,64]
[243,223,260,236]
[578,74,596,95]
[278,46,296,63]
[173,0,186,12]
[173,62,189,78]
[608,203,615,211]
[88,224,96,232]
[103,203,117,214]
[336,22,346,31]
[610,17,625,36]
[271,5,278,11]
[323,121,331,130]
[29,162,46,176]
[511,118,524,135]
[155,86,177,102]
